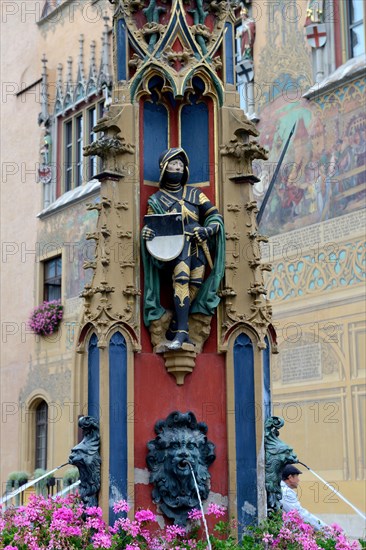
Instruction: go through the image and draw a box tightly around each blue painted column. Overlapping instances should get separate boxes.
[88,334,100,420]
[263,337,272,421]
[224,21,234,85]
[117,18,127,81]
[234,333,257,535]
[108,332,128,524]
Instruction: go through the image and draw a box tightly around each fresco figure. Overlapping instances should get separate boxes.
[141,148,225,350]
[238,7,256,60]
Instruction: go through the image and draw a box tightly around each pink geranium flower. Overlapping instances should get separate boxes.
[28,300,63,336]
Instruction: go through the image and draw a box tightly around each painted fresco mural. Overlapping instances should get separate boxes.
[254,84,366,236]
[250,0,365,237]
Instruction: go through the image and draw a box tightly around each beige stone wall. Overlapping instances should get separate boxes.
[1,0,43,492]
[262,217,366,536]
[251,0,365,535]
[0,0,112,491]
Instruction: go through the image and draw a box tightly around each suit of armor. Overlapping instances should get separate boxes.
[141,148,225,350]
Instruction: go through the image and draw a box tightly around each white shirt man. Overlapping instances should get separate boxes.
[280,464,327,532]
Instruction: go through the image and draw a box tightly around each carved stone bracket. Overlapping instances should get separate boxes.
[84,134,134,173]
[147,311,213,384]
[163,348,197,385]
[220,129,268,183]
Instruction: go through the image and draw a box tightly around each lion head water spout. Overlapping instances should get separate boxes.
[69,416,101,508]
[147,411,216,525]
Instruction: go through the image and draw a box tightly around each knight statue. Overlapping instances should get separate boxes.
[141,147,225,350]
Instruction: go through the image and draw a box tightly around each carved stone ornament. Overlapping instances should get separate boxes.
[83,132,135,172]
[147,308,213,385]
[110,0,233,98]
[69,416,101,508]
[264,416,298,514]
[146,411,216,525]
[220,130,268,184]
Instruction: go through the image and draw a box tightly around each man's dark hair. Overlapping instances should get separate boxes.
[281,464,302,480]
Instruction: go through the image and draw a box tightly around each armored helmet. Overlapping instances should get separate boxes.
[158,147,189,186]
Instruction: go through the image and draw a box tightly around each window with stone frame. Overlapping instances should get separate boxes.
[347,0,365,58]
[35,401,48,470]
[43,255,62,302]
[333,0,365,67]
[57,99,104,196]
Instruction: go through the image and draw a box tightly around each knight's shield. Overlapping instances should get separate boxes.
[144,213,184,261]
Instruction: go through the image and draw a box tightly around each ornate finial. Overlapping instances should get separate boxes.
[38,54,49,126]
[78,34,86,84]
[67,56,73,84]
[74,34,86,102]
[57,62,63,85]
[54,62,64,114]
[87,40,98,94]
[99,13,112,108]
[99,13,112,88]
[64,56,74,109]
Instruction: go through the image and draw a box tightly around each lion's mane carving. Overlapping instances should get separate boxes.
[146,411,216,525]
[69,416,101,508]
[264,416,298,513]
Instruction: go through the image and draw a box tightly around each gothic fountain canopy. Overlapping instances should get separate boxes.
[110,0,237,100]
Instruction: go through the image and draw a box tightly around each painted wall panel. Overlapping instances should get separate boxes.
[143,99,168,182]
[181,100,209,183]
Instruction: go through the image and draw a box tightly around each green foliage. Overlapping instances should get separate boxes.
[63,467,80,486]
[6,471,29,490]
